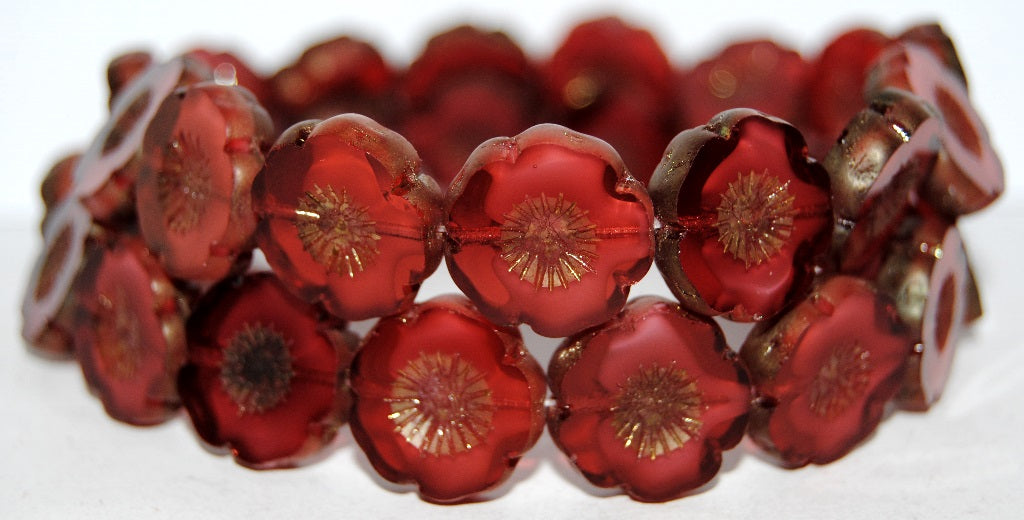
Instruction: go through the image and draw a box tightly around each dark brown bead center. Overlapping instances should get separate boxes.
[220,323,294,414]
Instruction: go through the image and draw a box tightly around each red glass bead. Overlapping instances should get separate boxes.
[252,114,444,321]
[877,207,968,411]
[136,81,273,281]
[269,36,396,130]
[73,235,187,425]
[21,201,93,356]
[740,275,912,468]
[106,51,154,109]
[547,297,751,502]
[178,273,354,469]
[401,26,541,187]
[825,89,941,275]
[39,153,80,231]
[868,42,1003,215]
[649,110,831,321]
[446,123,654,337]
[348,295,546,503]
[73,57,210,225]
[804,28,891,159]
[679,40,808,131]
[544,17,677,184]
[897,24,968,86]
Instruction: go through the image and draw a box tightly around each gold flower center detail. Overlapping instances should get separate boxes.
[220,323,295,414]
[295,184,381,277]
[498,193,599,290]
[159,131,213,234]
[386,351,494,456]
[715,170,796,268]
[808,342,872,419]
[611,364,704,460]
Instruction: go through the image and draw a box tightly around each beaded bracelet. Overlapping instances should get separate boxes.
[22,17,1002,503]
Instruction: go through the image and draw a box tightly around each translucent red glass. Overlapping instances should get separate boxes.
[825,89,941,275]
[650,110,831,321]
[178,273,354,468]
[446,123,654,337]
[544,17,677,184]
[73,57,210,225]
[21,201,93,356]
[740,276,912,467]
[137,82,272,281]
[252,114,444,321]
[868,42,1003,215]
[877,207,968,411]
[39,153,80,230]
[401,26,541,187]
[548,297,751,502]
[679,40,808,131]
[804,28,891,158]
[74,236,187,425]
[348,295,546,503]
[269,36,396,131]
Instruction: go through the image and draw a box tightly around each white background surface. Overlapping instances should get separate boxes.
[2,1,1022,518]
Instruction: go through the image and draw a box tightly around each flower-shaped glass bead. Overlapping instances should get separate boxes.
[21,201,94,356]
[446,123,654,337]
[825,89,942,275]
[679,41,808,131]
[349,295,547,503]
[401,25,541,187]
[252,114,444,321]
[877,206,968,411]
[178,273,355,468]
[740,275,912,467]
[547,297,751,502]
[868,41,1003,215]
[73,235,187,425]
[544,17,677,184]
[649,110,831,321]
[73,57,209,225]
[137,81,273,282]
[269,36,396,129]
[804,28,891,159]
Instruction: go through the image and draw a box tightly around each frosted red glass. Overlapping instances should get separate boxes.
[804,28,891,158]
[650,110,831,321]
[137,82,272,281]
[73,57,210,224]
[21,201,93,355]
[825,89,941,275]
[868,42,1002,215]
[544,17,677,184]
[74,236,187,425]
[547,297,751,502]
[445,123,654,337]
[252,114,444,321]
[679,40,808,130]
[269,36,396,130]
[178,273,354,469]
[401,26,540,187]
[740,276,912,467]
[877,207,968,411]
[348,295,546,503]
